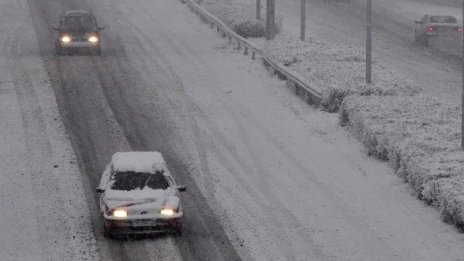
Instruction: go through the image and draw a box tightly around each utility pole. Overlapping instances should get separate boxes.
[301,0,306,41]
[257,0,261,20]
[366,0,372,84]
[462,2,464,149]
[266,0,275,40]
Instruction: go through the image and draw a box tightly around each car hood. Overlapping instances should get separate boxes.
[103,187,179,211]
[60,30,98,37]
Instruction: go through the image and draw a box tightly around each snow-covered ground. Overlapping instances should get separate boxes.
[3,0,464,259]
[162,1,464,260]
[197,0,464,228]
[162,24,464,259]
[415,0,462,8]
[0,0,97,260]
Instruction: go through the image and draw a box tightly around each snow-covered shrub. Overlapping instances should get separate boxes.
[201,0,281,38]
[233,20,266,38]
[320,87,351,113]
[201,0,252,26]
[341,94,464,225]
[423,176,464,228]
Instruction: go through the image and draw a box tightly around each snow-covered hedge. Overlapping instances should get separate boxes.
[262,36,421,112]
[340,95,464,226]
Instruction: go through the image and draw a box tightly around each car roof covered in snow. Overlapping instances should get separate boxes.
[64,10,92,18]
[111,151,168,174]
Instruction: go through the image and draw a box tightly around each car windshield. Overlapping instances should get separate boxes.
[110,171,170,191]
[62,16,96,31]
[430,16,457,23]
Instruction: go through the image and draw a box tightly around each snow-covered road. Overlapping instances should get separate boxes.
[0,0,97,260]
[1,0,464,260]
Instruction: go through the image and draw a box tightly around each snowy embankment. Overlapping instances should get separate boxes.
[197,0,464,228]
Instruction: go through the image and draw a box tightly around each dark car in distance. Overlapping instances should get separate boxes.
[52,10,104,55]
[414,15,462,46]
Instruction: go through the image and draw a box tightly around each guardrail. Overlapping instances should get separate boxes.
[180,0,323,105]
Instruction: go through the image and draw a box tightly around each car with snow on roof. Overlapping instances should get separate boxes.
[96,151,186,237]
[414,15,462,46]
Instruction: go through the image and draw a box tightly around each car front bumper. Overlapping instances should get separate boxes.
[59,41,100,48]
[104,217,181,235]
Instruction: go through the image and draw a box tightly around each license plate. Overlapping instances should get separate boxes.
[132,220,156,227]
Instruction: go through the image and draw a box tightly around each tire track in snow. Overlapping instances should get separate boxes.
[89,14,242,261]
[21,0,182,260]
[2,11,98,260]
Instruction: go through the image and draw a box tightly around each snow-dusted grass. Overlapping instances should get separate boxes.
[193,0,464,229]
[262,35,421,112]
[417,0,462,7]
[340,95,464,227]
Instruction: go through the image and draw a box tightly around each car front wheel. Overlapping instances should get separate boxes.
[172,219,182,236]
[103,227,113,238]
[56,45,65,56]
[93,46,102,56]
[423,36,429,47]
[103,220,117,238]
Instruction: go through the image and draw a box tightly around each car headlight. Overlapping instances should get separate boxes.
[113,209,128,218]
[60,35,71,43]
[160,209,175,216]
[88,36,99,43]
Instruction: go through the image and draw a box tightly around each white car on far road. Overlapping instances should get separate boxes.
[96,151,186,237]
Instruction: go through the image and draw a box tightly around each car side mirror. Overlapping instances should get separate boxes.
[98,26,105,31]
[96,188,104,193]
[176,185,186,192]
[52,26,59,31]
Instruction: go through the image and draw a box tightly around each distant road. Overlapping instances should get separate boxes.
[279,0,462,102]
